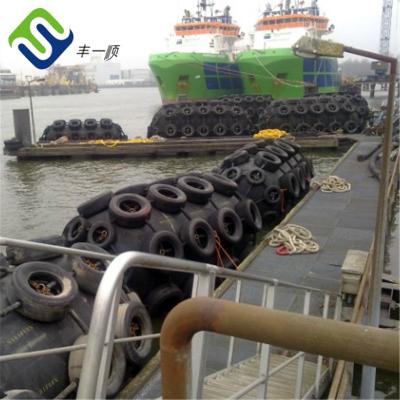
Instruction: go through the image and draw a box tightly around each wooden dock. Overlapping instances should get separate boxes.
[4,135,349,160]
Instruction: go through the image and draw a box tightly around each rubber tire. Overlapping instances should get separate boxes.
[213,123,227,136]
[68,335,126,397]
[109,193,152,228]
[68,119,82,130]
[7,261,78,322]
[264,185,281,205]
[84,118,97,130]
[280,172,300,198]
[144,283,184,317]
[265,145,289,161]
[147,184,186,214]
[148,231,184,259]
[180,218,215,258]
[70,242,110,294]
[77,191,113,218]
[182,124,195,137]
[209,208,243,245]
[87,221,116,248]
[62,216,90,246]
[52,120,66,131]
[235,199,262,233]
[254,151,281,172]
[164,124,178,138]
[197,124,210,137]
[115,183,149,196]
[222,166,241,182]
[246,167,266,185]
[274,139,297,155]
[100,118,113,129]
[202,173,238,196]
[115,300,153,366]
[177,176,214,204]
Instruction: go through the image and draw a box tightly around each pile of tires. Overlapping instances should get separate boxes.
[213,138,313,224]
[39,118,128,142]
[0,243,153,398]
[147,100,254,138]
[256,93,370,135]
[147,93,369,139]
[0,138,313,399]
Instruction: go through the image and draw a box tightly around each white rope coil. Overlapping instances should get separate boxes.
[267,224,319,255]
[311,175,351,193]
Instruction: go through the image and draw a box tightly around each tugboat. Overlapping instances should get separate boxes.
[149,1,243,103]
[237,0,340,98]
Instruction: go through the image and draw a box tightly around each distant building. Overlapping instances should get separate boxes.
[121,68,154,83]
[0,69,17,98]
[85,56,121,85]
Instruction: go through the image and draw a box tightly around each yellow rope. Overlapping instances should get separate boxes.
[253,129,288,139]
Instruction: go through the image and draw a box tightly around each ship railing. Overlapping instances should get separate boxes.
[0,237,341,399]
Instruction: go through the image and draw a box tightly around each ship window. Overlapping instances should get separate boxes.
[204,63,217,76]
[176,39,182,45]
[264,33,271,39]
[317,75,326,87]
[303,75,315,83]
[220,77,232,89]
[206,77,219,89]
[232,78,243,89]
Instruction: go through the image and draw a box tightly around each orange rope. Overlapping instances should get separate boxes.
[214,231,240,270]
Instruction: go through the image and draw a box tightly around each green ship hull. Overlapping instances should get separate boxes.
[149,48,340,103]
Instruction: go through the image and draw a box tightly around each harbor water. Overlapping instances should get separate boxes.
[0,87,340,239]
[0,88,398,397]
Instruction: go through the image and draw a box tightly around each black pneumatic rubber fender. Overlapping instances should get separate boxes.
[115,183,149,196]
[148,231,184,259]
[68,334,126,397]
[177,176,214,204]
[144,283,184,317]
[180,218,215,258]
[209,207,243,245]
[63,216,90,246]
[6,261,78,322]
[202,173,238,196]
[109,193,152,228]
[115,300,153,366]
[235,199,262,233]
[87,220,116,248]
[77,191,113,218]
[147,184,186,214]
[70,242,110,294]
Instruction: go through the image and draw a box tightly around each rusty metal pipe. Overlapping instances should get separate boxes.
[160,297,399,399]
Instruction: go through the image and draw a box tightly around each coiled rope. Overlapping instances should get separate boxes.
[266,224,319,255]
[311,175,351,193]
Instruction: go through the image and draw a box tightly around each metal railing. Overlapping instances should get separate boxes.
[0,236,340,399]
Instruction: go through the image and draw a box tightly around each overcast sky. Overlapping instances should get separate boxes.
[1,0,399,77]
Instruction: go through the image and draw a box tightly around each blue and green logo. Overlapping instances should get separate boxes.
[9,8,73,69]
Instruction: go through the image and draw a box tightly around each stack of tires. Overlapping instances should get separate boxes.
[147,93,369,139]
[214,138,313,224]
[0,138,313,399]
[0,242,153,398]
[62,172,264,307]
[257,93,370,135]
[39,118,127,142]
[147,101,253,138]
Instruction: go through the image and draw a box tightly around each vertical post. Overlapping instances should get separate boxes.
[361,58,397,399]
[95,280,122,398]
[27,80,36,144]
[191,270,216,399]
[227,280,242,368]
[257,283,276,399]
[294,290,311,399]
[315,294,330,398]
